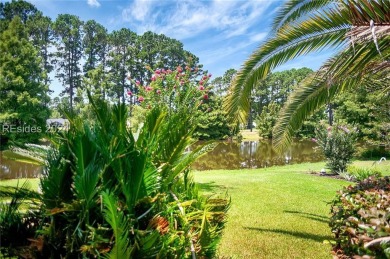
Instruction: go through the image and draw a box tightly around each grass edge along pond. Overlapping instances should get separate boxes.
[1,161,389,258]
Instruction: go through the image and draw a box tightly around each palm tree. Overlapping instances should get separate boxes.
[225,0,390,151]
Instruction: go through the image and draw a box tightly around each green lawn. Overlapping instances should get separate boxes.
[194,161,390,259]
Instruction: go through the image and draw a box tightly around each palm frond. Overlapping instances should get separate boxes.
[225,8,350,123]
[272,38,389,151]
[102,191,133,259]
[272,0,335,32]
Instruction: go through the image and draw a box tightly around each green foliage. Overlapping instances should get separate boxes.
[334,84,390,147]
[349,166,382,181]
[315,124,357,174]
[195,95,233,140]
[256,102,279,139]
[225,0,390,151]
[0,97,228,258]
[330,176,390,258]
[53,14,84,109]
[0,16,50,146]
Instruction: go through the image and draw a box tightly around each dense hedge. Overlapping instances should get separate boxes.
[330,177,390,258]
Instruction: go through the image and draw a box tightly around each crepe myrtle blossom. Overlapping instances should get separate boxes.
[151,75,156,81]
[145,86,153,92]
[138,96,145,102]
[155,69,161,75]
[177,66,183,73]
[203,94,209,100]
[136,80,141,86]
[199,86,205,91]
[127,91,133,96]
[156,89,161,95]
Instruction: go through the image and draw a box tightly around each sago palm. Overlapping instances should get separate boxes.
[225,0,390,151]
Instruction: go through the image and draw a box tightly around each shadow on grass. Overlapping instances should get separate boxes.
[244,227,330,243]
[283,210,329,224]
[197,181,229,193]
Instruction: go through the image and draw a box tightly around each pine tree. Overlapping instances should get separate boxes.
[0,16,50,146]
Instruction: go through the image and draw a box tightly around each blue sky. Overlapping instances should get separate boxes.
[22,0,335,96]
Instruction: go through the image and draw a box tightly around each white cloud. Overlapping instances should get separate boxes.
[120,0,275,40]
[87,0,101,8]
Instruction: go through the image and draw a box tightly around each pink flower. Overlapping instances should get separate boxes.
[161,69,166,74]
[177,66,183,73]
[127,91,132,96]
[156,89,161,94]
[203,94,208,100]
[145,86,153,92]
[185,65,190,71]
[151,75,156,81]
[136,80,140,85]
[155,69,161,74]
[180,80,185,85]
[199,80,204,85]
[199,86,205,91]
[138,96,144,102]
[311,138,317,143]
[167,69,172,74]
[202,75,208,80]
[327,126,332,132]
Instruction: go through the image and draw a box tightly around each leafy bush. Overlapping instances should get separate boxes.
[329,176,390,258]
[0,94,229,258]
[346,166,382,182]
[314,124,357,174]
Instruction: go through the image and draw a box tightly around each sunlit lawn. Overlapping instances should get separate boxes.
[194,161,390,259]
[240,129,260,141]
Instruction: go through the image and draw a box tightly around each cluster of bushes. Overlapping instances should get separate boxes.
[0,67,230,258]
[330,176,390,258]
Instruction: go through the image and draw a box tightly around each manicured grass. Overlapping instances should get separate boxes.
[0,178,40,191]
[195,162,350,259]
[240,129,260,141]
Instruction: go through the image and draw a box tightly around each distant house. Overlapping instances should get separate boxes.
[46,119,69,130]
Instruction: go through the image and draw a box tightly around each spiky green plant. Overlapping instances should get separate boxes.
[0,94,229,258]
[225,0,390,151]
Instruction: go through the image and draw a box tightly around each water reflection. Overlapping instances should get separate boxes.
[0,152,42,179]
[0,140,323,178]
[192,139,323,170]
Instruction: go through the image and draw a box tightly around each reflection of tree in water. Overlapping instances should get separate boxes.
[192,140,324,170]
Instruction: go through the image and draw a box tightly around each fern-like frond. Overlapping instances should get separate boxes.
[102,191,133,259]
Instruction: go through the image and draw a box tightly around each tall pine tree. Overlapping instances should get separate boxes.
[0,16,50,146]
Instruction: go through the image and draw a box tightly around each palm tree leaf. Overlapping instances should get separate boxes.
[225,8,350,123]
[272,0,335,32]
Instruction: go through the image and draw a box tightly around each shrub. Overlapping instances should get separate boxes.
[0,96,229,258]
[347,165,382,182]
[329,176,390,258]
[314,124,357,174]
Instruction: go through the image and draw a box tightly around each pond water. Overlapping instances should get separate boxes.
[0,139,323,179]
[192,139,323,170]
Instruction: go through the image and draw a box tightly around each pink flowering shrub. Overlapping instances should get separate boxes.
[128,66,211,115]
[315,124,357,174]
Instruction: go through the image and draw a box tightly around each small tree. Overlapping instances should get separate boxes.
[314,124,357,174]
